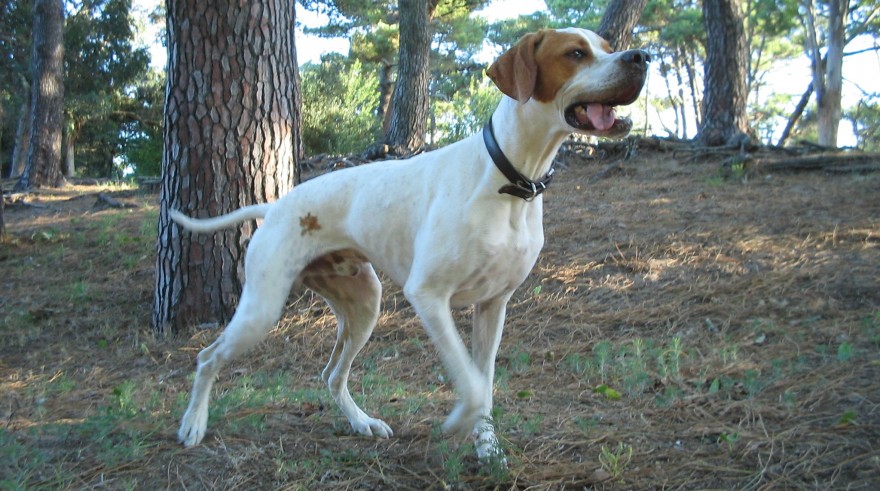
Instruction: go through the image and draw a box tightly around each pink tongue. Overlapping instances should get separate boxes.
[585,103,616,130]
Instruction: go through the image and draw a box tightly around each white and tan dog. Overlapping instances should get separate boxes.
[173,28,649,458]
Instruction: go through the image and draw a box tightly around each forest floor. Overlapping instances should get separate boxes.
[1,142,879,490]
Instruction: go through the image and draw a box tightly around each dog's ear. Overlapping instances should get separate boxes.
[487,31,545,103]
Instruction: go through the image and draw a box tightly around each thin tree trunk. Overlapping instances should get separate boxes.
[0,188,5,238]
[816,0,847,147]
[673,51,688,138]
[687,48,702,125]
[62,122,75,178]
[11,96,31,178]
[660,60,683,137]
[384,0,439,155]
[597,0,649,51]
[776,82,813,147]
[15,0,65,190]
[9,95,33,177]
[153,0,300,336]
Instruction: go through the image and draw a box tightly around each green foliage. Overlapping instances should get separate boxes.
[301,56,381,156]
[845,99,880,151]
[64,0,154,177]
[545,0,608,27]
[0,0,158,178]
[433,79,500,146]
[0,0,36,174]
[116,69,165,176]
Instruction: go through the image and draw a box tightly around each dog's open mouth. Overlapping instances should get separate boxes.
[566,103,620,131]
[564,85,643,134]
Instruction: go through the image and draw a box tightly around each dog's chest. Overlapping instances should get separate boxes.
[448,235,540,307]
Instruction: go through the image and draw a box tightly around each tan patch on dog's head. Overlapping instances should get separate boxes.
[487,29,608,103]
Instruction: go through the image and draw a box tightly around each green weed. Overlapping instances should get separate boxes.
[509,349,531,374]
[67,279,92,303]
[837,341,854,362]
[593,340,612,382]
[718,432,739,451]
[574,415,599,433]
[598,442,633,481]
[863,310,880,346]
[838,410,858,426]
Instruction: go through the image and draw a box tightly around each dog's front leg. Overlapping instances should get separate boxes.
[403,285,487,440]
[471,293,513,459]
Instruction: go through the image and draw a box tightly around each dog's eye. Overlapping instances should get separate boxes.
[568,49,588,59]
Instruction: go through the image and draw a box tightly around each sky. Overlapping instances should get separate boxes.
[131,0,878,144]
[133,0,547,67]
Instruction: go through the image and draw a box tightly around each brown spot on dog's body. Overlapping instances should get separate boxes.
[299,212,321,236]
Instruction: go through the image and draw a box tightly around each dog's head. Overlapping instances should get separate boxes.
[487,28,649,139]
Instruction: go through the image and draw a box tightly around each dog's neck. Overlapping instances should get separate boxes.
[489,96,571,183]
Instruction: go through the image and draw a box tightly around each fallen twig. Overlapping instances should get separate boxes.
[93,192,139,209]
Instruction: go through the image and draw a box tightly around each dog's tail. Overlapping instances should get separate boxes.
[170,204,271,233]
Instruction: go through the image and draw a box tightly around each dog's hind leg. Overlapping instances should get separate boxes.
[178,232,301,448]
[303,257,391,438]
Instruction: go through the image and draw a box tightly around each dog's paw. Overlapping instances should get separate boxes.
[474,425,506,464]
[178,409,208,448]
[442,399,483,439]
[351,416,394,438]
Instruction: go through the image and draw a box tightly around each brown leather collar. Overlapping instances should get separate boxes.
[483,118,554,201]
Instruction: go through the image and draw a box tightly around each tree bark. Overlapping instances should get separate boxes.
[11,96,31,178]
[383,0,439,155]
[15,0,65,190]
[696,0,750,147]
[62,122,75,178]
[377,59,395,136]
[597,0,649,51]
[816,0,847,147]
[0,188,5,238]
[153,0,300,336]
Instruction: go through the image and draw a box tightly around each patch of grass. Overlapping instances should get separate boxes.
[508,348,531,374]
[67,279,92,303]
[0,428,46,489]
[863,310,880,347]
[574,415,599,434]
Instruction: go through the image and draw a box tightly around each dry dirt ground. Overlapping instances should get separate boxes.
[2,144,879,490]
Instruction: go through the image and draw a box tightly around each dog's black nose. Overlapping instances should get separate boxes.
[620,49,651,65]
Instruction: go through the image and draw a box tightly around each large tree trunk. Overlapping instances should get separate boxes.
[597,0,649,51]
[153,0,301,336]
[15,0,65,190]
[383,0,439,155]
[696,0,750,147]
